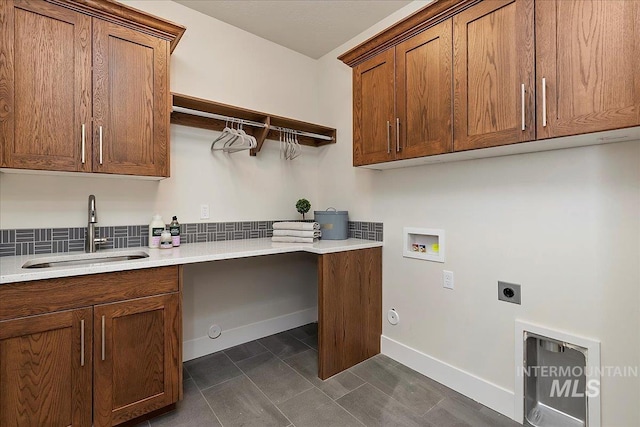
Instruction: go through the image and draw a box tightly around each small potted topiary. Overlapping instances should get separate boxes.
[296,198,311,220]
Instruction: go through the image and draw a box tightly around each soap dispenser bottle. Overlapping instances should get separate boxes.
[169,216,181,247]
[149,214,165,248]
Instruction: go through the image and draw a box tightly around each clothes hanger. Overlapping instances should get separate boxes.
[211,119,235,151]
[290,130,301,160]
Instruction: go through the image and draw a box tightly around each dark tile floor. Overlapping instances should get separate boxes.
[138,323,521,427]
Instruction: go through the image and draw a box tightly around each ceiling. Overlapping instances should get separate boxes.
[173,0,413,59]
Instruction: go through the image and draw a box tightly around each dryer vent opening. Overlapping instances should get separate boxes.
[524,332,588,427]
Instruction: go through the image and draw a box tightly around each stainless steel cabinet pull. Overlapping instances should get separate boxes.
[99,126,103,165]
[80,319,85,367]
[101,315,105,361]
[542,78,547,127]
[396,118,400,152]
[521,84,526,131]
[81,124,86,164]
[386,120,391,154]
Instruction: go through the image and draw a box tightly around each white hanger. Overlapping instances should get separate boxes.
[211,119,257,153]
[211,119,235,151]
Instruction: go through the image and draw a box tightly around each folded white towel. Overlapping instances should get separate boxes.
[271,236,316,243]
[273,229,321,238]
[273,221,319,231]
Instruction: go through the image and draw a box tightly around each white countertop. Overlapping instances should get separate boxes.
[0,238,383,284]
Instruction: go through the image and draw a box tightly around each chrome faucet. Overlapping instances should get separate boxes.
[86,195,108,253]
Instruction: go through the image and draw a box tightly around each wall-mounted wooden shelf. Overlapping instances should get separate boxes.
[171,93,336,156]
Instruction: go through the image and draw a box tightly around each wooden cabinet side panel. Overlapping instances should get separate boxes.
[93,19,169,177]
[94,293,180,426]
[0,0,14,167]
[536,0,640,139]
[363,247,383,359]
[0,266,180,321]
[1,0,91,172]
[0,308,92,427]
[318,248,382,379]
[453,0,535,151]
[353,49,396,166]
[396,19,453,159]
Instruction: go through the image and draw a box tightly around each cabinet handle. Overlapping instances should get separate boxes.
[521,84,526,131]
[386,120,391,154]
[542,77,547,127]
[101,315,105,361]
[81,124,86,164]
[396,118,400,152]
[80,319,85,367]
[99,126,103,165]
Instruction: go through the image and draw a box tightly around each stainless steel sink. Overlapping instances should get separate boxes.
[22,251,149,269]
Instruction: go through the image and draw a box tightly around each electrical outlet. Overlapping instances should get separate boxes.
[200,204,210,220]
[387,308,399,325]
[443,270,454,290]
[498,281,521,304]
[208,324,222,339]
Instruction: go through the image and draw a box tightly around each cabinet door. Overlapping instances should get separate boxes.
[0,308,92,426]
[318,247,382,379]
[536,0,640,139]
[93,19,170,177]
[353,49,395,166]
[0,0,91,172]
[94,293,180,426]
[453,0,535,151]
[396,19,452,159]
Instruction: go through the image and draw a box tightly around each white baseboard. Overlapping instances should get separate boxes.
[183,307,318,361]
[381,335,516,421]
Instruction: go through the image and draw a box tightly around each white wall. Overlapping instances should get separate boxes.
[316,2,640,425]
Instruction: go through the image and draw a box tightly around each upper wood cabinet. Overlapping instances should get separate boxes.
[535,0,640,139]
[0,307,93,427]
[341,0,640,167]
[397,19,453,159]
[353,49,395,166]
[93,20,169,176]
[453,0,535,151]
[353,18,453,166]
[0,0,184,177]
[0,0,92,173]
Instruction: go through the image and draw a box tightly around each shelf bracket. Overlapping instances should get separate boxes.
[250,116,270,156]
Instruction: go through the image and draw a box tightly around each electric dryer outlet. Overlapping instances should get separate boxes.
[498,281,521,305]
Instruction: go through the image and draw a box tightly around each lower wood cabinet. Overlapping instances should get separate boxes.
[94,294,181,426]
[0,266,182,427]
[317,247,382,379]
[0,308,93,426]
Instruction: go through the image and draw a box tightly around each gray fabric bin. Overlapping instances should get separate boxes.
[314,208,348,240]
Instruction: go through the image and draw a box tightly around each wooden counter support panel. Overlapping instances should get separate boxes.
[318,247,382,379]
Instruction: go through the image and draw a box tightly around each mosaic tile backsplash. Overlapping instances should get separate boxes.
[0,221,383,257]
